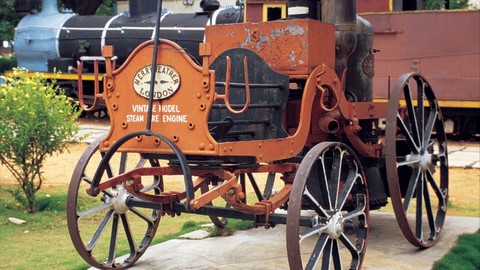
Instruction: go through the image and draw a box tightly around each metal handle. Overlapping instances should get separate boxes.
[217,56,251,114]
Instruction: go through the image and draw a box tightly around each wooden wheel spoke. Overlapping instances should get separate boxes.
[86,209,115,252]
[423,109,438,146]
[136,158,147,168]
[130,207,157,227]
[320,239,333,270]
[422,181,437,239]
[403,168,421,212]
[106,214,120,266]
[78,202,113,219]
[318,155,333,210]
[425,168,446,202]
[120,214,137,258]
[403,83,421,146]
[337,170,361,210]
[247,173,264,202]
[299,224,328,242]
[340,233,360,256]
[415,173,424,240]
[118,152,128,175]
[330,148,344,209]
[343,197,367,220]
[332,240,343,270]
[263,172,276,200]
[397,112,420,153]
[100,152,115,179]
[303,189,329,217]
[306,234,329,269]
[416,81,425,144]
[396,156,420,168]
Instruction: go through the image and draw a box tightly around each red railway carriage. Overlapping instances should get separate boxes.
[363,9,480,139]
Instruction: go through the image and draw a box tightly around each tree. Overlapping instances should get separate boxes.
[0,0,21,42]
[0,68,81,213]
[426,0,470,9]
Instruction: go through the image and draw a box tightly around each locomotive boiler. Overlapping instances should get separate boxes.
[62,0,451,269]
[13,0,242,71]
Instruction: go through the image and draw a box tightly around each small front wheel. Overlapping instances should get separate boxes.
[66,137,161,269]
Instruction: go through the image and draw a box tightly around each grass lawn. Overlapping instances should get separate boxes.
[0,185,213,270]
[432,231,480,270]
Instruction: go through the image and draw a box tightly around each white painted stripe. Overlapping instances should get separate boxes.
[101,14,122,48]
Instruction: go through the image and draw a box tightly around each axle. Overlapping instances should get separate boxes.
[126,196,317,228]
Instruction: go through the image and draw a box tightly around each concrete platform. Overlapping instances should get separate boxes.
[447,142,480,168]
[89,212,479,270]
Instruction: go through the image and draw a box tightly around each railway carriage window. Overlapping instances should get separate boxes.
[267,7,282,20]
[263,4,286,21]
[393,0,426,11]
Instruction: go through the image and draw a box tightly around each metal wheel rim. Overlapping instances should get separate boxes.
[385,73,449,248]
[287,142,369,270]
[66,136,161,269]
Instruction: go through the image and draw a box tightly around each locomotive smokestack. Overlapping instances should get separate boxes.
[40,0,59,15]
[321,0,357,78]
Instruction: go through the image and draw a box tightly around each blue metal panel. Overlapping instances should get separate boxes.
[14,0,74,71]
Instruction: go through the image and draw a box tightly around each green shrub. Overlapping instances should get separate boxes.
[0,68,81,213]
[34,193,67,212]
[0,56,16,73]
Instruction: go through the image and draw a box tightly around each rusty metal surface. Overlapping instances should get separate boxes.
[205,19,335,75]
[99,37,383,163]
[100,40,219,157]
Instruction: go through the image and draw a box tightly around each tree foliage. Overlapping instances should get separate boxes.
[0,0,21,41]
[96,0,115,16]
[0,68,81,212]
[426,0,471,9]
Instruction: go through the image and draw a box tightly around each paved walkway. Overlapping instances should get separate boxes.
[447,142,480,168]
[88,212,479,270]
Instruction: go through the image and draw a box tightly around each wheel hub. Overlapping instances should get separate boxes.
[420,152,433,171]
[326,212,344,239]
[112,186,130,214]
[406,152,433,171]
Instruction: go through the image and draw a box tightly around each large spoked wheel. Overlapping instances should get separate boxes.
[385,73,448,248]
[287,142,369,270]
[67,136,162,269]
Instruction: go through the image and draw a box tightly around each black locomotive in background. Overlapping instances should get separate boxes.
[9,0,480,139]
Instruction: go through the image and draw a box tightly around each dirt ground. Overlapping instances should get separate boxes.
[1,137,479,217]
